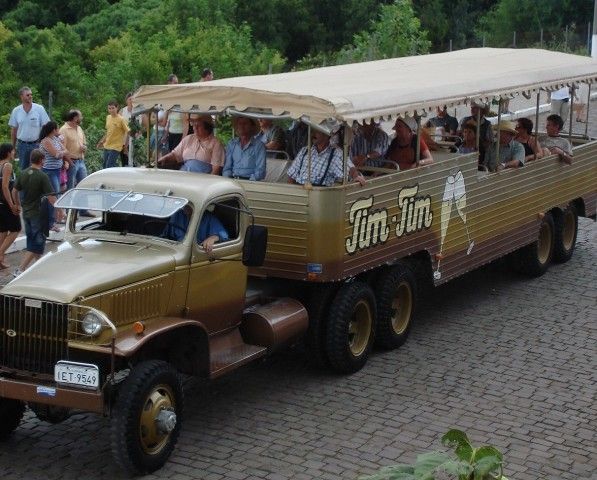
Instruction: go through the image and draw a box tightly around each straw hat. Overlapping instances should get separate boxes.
[493,120,517,135]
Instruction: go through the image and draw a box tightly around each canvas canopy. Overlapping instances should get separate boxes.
[133,48,597,126]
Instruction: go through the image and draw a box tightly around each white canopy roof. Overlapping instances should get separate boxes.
[133,48,597,125]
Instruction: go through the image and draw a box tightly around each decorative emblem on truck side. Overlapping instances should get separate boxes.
[345,186,433,255]
[434,170,474,280]
[6,329,16,337]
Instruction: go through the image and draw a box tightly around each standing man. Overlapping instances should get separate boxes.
[164,74,189,152]
[59,110,87,189]
[96,100,129,169]
[8,86,50,170]
[550,87,570,122]
[13,149,56,276]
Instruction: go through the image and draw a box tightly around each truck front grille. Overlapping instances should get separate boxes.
[0,295,68,374]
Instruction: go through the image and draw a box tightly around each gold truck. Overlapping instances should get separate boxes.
[0,48,595,475]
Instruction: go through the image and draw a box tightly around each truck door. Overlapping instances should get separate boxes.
[185,197,247,333]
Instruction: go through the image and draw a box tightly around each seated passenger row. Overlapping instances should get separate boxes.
[156,109,572,185]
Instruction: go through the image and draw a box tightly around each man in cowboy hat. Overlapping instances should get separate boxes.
[484,120,525,172]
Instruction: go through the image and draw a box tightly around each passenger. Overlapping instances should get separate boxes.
[255,119,286,152]
[485,121,525,172]
[540,114,573,165]
[425,106,458,137]
[287,129,366,186]
[385,117,433,170]
[157,115,224,174]
[222,117,266,181]
[350,120,389,168]
[163,206,229,252]
[514,118,543,162]
[286,121,308,159]
[457,121,477,154]
[459,102,492,165]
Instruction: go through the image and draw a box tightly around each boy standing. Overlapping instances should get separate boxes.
[13,149,56,276]
[96,100,129,169]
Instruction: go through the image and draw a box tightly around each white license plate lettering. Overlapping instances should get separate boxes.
[54,362,99,388]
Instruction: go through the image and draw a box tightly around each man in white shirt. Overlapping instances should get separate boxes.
[8,86,50,170]
[550,87,570,122]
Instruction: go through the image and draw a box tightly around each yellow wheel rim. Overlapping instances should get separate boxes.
[562,209,575,251]
[391,282,413,335]
[348,299,372,356]
[139,384,175,455]
[537,220,552,265]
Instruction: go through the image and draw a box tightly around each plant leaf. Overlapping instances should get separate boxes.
[442,429,473,461]
[473,446,503,463]
[413,451,452,479]
[473,456,503,480]
[436,459,474,477]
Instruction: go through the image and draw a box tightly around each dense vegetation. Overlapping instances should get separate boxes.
[0,0,592,140]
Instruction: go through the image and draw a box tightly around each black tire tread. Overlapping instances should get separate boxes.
[325,281,376,374]
[0,398,25,440]
[515,213,554,278]
[553,204,578,263]
[110,360,183,476]
[374,264,417,350]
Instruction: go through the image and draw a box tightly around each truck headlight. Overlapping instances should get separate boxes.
[81,312,103,336]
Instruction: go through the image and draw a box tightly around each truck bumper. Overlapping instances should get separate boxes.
[0,376,105,414]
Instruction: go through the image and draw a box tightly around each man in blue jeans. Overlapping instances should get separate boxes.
[13,149,57,276]
[8,86,50,170]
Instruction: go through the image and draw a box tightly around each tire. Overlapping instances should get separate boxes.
[302,284,338,368]
[374,264,417,350]
[0,397,25,440]
[553,204,578,263]
[111,360,184,475]
[325,281,376,374]
[515,212,555,277]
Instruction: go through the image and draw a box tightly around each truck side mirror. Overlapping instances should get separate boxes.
[242,225,268,267]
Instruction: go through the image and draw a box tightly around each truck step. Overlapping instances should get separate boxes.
[209,329,266,379]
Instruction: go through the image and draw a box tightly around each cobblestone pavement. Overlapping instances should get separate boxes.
[0,218,594,479]
[0,99,596,480]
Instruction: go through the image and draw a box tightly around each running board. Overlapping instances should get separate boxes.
[208,329,266,379]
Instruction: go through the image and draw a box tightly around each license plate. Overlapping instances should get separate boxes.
[55,361,99,388]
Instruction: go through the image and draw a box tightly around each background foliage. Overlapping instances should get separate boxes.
[0,0,593,157]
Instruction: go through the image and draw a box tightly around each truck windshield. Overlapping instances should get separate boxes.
[56,188,188,218]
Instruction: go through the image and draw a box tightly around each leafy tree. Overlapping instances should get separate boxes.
[2,0,111,29]
[337,0,431,63]
[477,0,594,49]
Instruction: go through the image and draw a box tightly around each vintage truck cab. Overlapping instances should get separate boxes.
[0,168,308,474]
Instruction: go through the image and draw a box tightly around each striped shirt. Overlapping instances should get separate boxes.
[350,127,389,167]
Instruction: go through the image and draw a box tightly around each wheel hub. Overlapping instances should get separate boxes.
[348,300,372,356]
[155,408,177,434]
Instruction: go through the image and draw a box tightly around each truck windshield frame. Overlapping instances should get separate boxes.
[56,188,189,219]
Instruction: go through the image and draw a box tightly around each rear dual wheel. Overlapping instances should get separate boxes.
[374,265,417,350]
[515,212,555,277]
[553,204,578,263]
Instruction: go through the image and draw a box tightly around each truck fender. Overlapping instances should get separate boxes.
[113,318,211,376]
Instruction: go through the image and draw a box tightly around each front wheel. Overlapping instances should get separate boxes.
[111,361,184,475]
[325,281,376,374]
[0,397,26,440]
[553,204,578,263]
[374,264,417,350]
